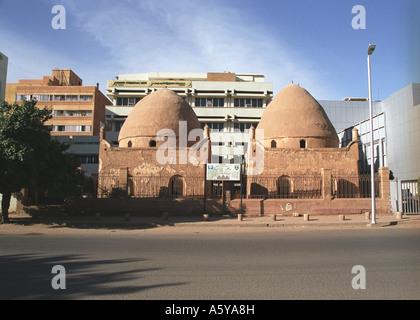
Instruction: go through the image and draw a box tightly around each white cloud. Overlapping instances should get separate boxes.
[64,0,332,98]
[3,0,334,98]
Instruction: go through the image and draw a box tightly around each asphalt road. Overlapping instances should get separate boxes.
[0,227,419,300]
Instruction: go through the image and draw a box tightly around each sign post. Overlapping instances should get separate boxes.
[203,164,207,215]
[206,163,241,181]
[240,163,243,215]
[206,163,241,215]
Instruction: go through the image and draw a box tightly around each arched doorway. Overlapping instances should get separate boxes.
[169,175,184,198]
[277,175,291,198]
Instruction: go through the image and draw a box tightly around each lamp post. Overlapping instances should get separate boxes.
[367,44,376,224]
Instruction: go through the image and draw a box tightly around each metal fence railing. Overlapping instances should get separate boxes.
[247,175,323,199]
[332,173,380,198]
[401,181,420,214]
[96,172,384,200]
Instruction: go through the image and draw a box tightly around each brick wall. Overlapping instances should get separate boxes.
[206,72,236,82]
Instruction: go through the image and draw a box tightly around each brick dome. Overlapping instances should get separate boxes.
[118,88,201,148]
[257,84,338,148]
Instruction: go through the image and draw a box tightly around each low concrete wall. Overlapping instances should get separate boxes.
[21,196,390,218]
[68,197,231,217]
[230,197,391,216]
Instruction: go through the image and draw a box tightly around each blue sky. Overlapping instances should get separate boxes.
[0,0,419,100]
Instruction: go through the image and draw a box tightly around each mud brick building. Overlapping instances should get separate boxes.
[95,85,390,217]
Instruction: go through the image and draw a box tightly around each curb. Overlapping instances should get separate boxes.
[40,218,420,230]
[6,214,420,230]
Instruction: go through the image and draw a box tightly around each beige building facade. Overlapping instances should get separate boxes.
[105,72,272,150]
[6,69,111,137]
[5,69,112,176]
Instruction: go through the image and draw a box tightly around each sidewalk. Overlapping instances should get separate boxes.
[6,212,420,231]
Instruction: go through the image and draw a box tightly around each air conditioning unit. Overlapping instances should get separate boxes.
[207,101,213,107]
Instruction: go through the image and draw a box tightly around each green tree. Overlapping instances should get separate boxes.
[0,99,82,223]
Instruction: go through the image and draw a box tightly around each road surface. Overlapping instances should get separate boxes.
[0,227,419,300]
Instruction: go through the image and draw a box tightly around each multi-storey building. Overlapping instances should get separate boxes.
[106,72,272,136]
[105,71,273,164]
[6,69,111,136]
[337,84,420,214]
[0,52,7,101]
[5,69,112,176]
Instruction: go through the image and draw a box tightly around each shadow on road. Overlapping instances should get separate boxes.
[6,208,235,232]
[0,253,186,299]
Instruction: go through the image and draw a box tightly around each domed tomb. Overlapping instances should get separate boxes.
[118,88,201,148]
[257,84,339,148]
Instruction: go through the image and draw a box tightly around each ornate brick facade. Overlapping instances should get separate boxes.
[97,86,390,215]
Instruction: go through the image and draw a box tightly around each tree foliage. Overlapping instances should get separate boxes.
[0,99,82,223]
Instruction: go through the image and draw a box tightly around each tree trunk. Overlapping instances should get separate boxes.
[1,191,11,224]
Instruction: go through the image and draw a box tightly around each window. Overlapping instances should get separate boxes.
[77,155,99,164]
[300,139,306,148]
[117,97,141,106]
[271,140,277,148]
[53,125,65,132]
[52,125,91,132]
[16,94,32,101]
[53,110,92,117]
[195,98,224,107]
[54,95,66,101]
[234,98,263,108]
[233,123,253,132]
[32,94,50,101]
[149,140,157,147]
[65,95,79,101]
[114,121,124,131]
[65,111,77,116]
[201,123,224,132]
[80,95,93,101]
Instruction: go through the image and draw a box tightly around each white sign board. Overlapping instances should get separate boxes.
[206,164,241,181]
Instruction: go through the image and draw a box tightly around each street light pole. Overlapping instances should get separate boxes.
[367,44,376,224]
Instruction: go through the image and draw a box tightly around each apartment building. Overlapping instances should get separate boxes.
[5,69,112,175]
[6,69,111,136]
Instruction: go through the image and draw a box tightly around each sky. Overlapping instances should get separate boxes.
[0,0,419,100]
